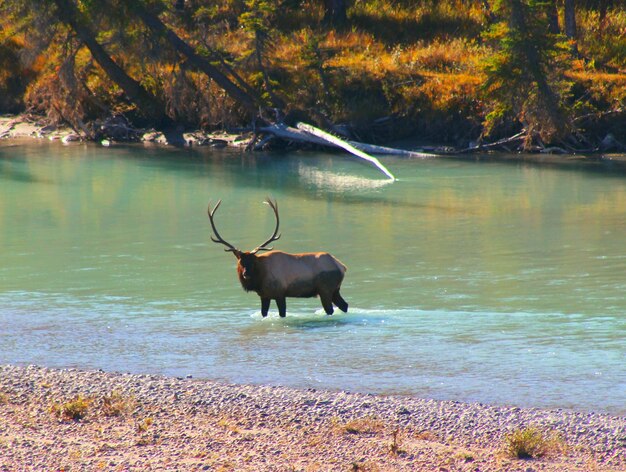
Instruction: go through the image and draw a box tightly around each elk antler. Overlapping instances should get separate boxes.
[207,200,239,253]
[251,198,281,253]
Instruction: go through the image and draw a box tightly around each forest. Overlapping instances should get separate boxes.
[0,0,624,152]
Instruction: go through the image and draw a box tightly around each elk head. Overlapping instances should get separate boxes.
[207,198,281,288]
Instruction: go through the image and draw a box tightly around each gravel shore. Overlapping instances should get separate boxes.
[0,365,624,471]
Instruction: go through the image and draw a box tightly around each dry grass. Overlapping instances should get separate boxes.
[101,391,136,417]
[136,416,154,433]
[504,426,567,459]
[51,395,93,421]
[332,416,386,436]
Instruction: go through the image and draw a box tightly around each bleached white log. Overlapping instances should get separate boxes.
[296,122,396,180]
[259,123,438,159]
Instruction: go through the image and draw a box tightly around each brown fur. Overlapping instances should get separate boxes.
[234,250,348,317]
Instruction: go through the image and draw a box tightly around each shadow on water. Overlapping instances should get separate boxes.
[447,153,626,179]
[0,159,50,184]
[114,145,626,222]
[281,313,378,331]
[240,309,392,333]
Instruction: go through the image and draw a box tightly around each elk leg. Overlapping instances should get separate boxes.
[332,290,349,313]
[320,294,334,315]
[261,297,270,317]
[276,297,287,318]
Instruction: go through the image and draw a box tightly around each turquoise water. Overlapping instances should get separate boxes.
[1,141,625,414]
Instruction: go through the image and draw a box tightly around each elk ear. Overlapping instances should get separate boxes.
[232,250,242,260]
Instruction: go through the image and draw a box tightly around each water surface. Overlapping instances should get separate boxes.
[1,141,625,414]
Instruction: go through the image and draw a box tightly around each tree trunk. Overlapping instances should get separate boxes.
[598,0,612,30]
[130,2,261,113]
[564,0,579,54]
[508,0,567,138]
[547,0,560,34]
[323,0,348,28]
[254,33,285,109]
[51,0,170,126]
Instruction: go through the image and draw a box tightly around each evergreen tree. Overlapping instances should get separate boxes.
[239,0,284,108]
[482,0,573,148]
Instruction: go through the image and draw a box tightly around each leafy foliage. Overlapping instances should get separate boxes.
[0,0,623,145]
[51,395,93,421]
[481,0,573,146]
[504,426,566,459]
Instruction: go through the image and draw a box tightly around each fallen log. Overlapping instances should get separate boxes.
[458,131,526,153]
[296,122,396,180]
[346,141,438,158]
[259,123,439,159]
[258,123,328,146]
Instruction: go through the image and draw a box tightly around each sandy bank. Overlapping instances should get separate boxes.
[0,365,623,471]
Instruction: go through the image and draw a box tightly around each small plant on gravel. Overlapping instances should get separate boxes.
[0,391,9,404]
[388,427,406,456]
[504,426,566,459]
[51,395,93,421]
[415,430,439,442]
[350,460,380,471]
[217,417,242,433]
[334,416,385,435]
[101,391,135,417]
[458,452,474,462]
[136,416,153,432]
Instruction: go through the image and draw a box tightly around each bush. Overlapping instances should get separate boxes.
[51,395,92,421]
[101,391,136,417]
[504,426,566,459]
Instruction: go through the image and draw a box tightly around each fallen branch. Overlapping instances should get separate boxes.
[573,108,624,123]
[346,141,438,159]
[260,123,438,158]
[296,122,396,180]
[540,146,569,154]
[458,131,527,153]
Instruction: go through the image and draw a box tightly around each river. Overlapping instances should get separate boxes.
[1,140,624,414]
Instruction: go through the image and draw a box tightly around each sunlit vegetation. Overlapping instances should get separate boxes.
[0,0,624,147]
[101,391,136,417]
[51,395,93,421]
[504,426,567,459]
[332,416,386,435]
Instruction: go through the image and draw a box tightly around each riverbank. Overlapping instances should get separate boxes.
[4,113,626,164]
[0,365,623,471]
[0,114,248,148]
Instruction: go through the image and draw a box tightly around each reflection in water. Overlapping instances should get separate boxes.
[1,142,626,414]
[0,158,51,184]
[297,163,394,192]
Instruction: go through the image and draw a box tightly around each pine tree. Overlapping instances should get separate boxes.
[482,0,573,149]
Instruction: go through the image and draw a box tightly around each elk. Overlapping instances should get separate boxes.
[207,198,348,318]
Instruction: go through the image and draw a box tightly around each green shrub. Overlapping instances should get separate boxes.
[101,391,135,417]
[504,426,566,459]
[51,395,92,421]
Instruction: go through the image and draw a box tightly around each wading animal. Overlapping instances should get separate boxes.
[207,198,348,318]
